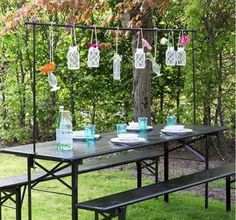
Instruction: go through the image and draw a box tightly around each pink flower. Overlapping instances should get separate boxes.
[179,35,191,46]
[87,41,100,48]
[141,38,152,50]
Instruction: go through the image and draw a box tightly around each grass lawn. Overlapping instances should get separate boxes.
[0,154,235,220]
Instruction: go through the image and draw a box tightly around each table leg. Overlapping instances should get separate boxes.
[72,163,78,220]
[164,143,169,202]
[155,158,159,183]
[226,176,231,211]
[136,162,142,188]
[15,187,21,220]
[27,156,33,220]
[205,135,209,209]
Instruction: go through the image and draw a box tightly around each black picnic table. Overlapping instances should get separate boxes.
[0,124,227,220]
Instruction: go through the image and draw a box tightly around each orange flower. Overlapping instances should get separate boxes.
[39,62,56,74]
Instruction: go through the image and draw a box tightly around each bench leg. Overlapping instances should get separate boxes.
[15,187,22,220]
[95,211,99,220]
[226,176,231,211]
[205,135,209,209]
[205,183,208,209]
[118,207,126,220]
[136,162,142,188]
[164,143,169,203]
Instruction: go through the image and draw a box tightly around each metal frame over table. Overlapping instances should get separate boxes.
[0,124,226,220]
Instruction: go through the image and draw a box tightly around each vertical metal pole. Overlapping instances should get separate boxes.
[205,135,209,209]
[0,191,2,220]
[164,143,169,202]
[136,162,142,188]
[226,176,231,211]
[15,187,22,220]
[27,156,33,220]
[32,23,36,154]
[192,31,196,124]
[72,163,78,220]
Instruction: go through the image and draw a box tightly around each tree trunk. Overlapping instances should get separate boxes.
[132,16,152,124]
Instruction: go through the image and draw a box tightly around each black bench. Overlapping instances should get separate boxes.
[0,147,162,220]
[76,163,235,220]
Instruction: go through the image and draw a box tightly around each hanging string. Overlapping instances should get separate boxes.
[94,26,98,44]
[171,30,174,47]
[154,28,158,60]
[115,27,119,54]
[136,28,144,48]
[90,26,98,45]
[178,32,181,48]
[49,23,54,62]
[71,25,77,46]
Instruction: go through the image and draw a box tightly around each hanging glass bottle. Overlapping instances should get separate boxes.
[165,31,176,66]
[113,28,122,80]
[176,31,186,66]
[67,26,80,70]
[134,29,146,69]
[87,27,100,68]
[147,29,162,77]
[48,24,60,91]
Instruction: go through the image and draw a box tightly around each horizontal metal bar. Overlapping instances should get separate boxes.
[1,204,15,209]
[25,21,197,32]
[168,136,206,153]
[183,144,206,162]
[32,188,71,197]
[169,156,203,162]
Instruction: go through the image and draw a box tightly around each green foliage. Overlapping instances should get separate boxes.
[0,0,234,144]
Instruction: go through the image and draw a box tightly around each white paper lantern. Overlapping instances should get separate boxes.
[113,53,121,80]
[87,47,100,68]
[135,48,146,69]
[67,46,80,70]
[176,47,186,66]
[166,46,176,66]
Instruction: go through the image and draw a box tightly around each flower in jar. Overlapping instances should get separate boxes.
[39,62,56,74]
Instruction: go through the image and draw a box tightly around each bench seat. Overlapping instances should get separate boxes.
[76,163,235,218]
[0,147,162,220]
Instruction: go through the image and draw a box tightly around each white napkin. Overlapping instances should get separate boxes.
[128,122,139,128]
[118,133,138,140]
[73,130,86,137]
[164,125,185,131]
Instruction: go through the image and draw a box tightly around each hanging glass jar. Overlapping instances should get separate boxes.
[176,31,186,66]
[165,31,176,66]
[134,29,146,69]
[67,26,80,70]
[87,27,100,68]
[176,47,186,66]
[165,46,176,66]
[67,46,80,70]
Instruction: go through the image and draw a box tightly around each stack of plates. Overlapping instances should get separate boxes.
[126,122,153,131]
[161,125,193,135]
[110,133,146,145]
[72,130,100,140]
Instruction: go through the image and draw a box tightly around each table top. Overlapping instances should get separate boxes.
[0,124,226,162]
